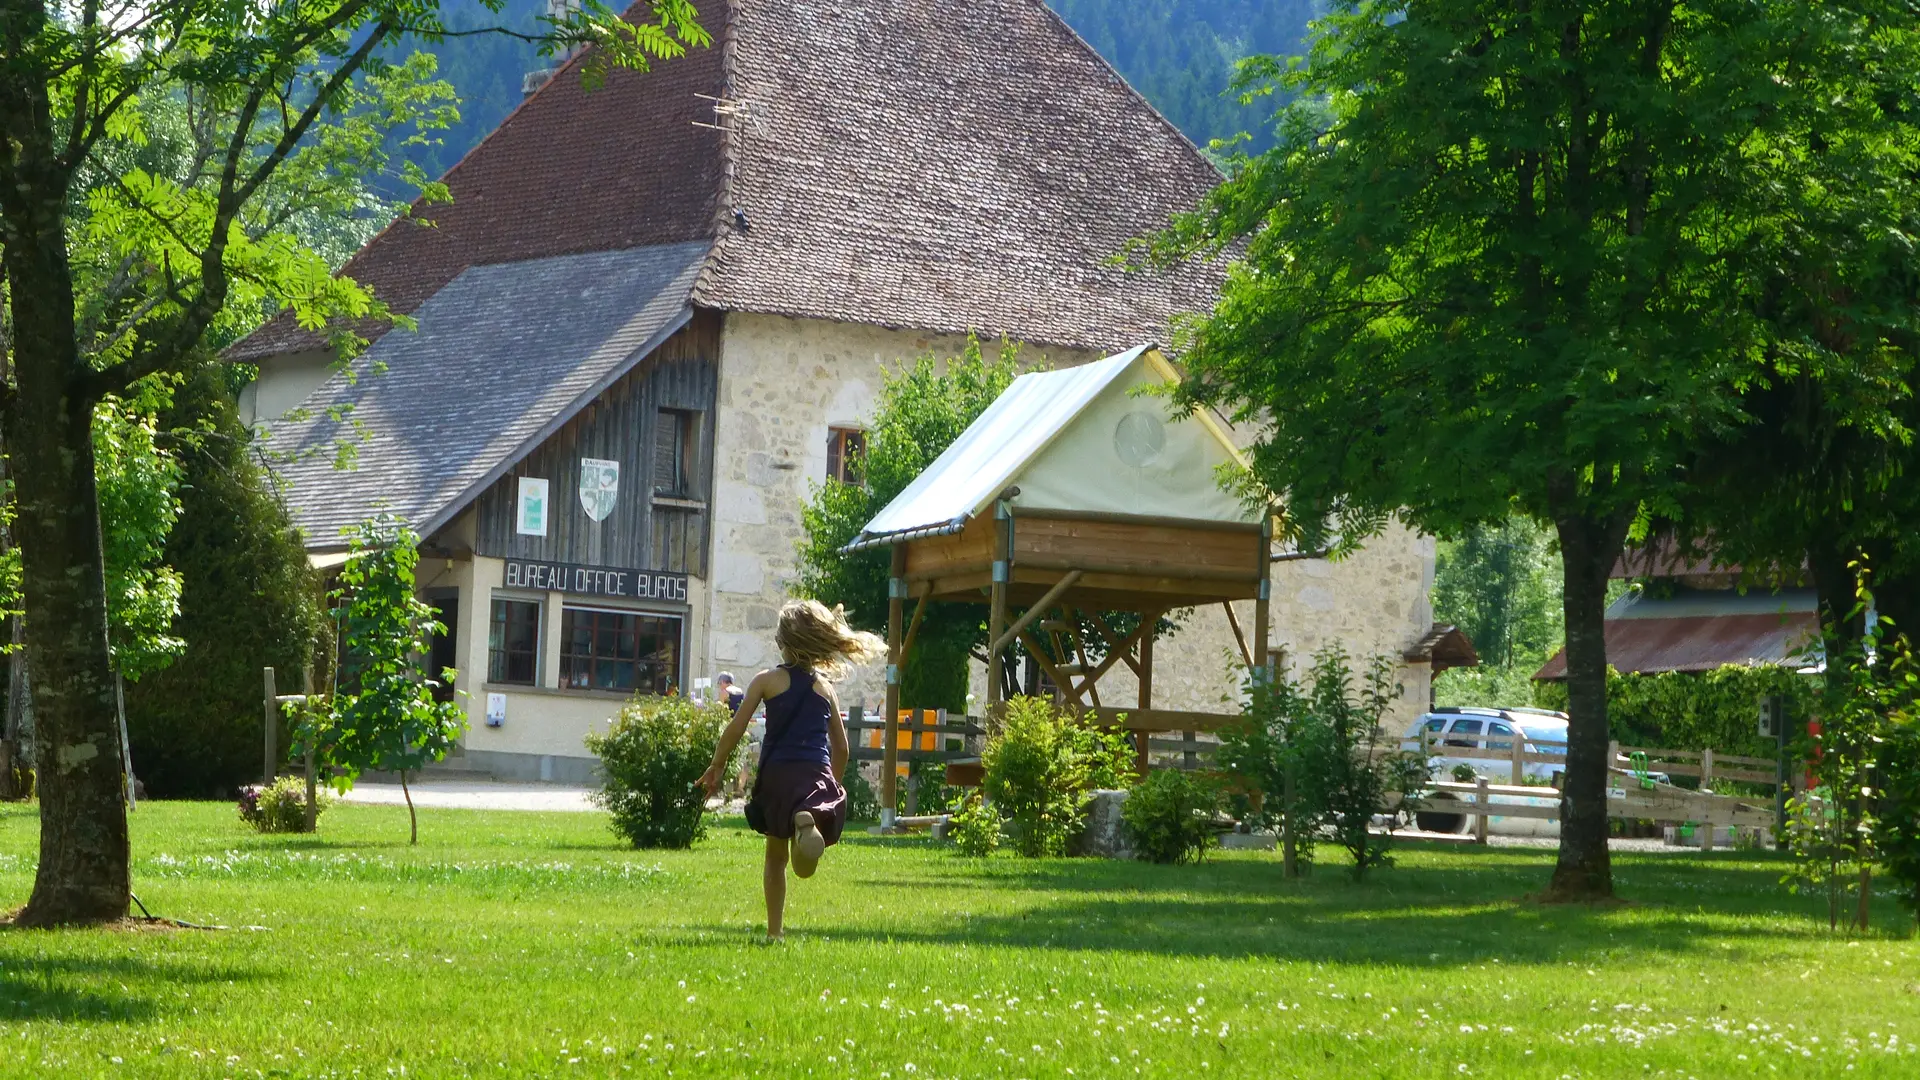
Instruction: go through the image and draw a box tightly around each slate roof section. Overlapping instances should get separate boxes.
[266,242,709,548]
[229,25,727,362]
[229,0,1220,363]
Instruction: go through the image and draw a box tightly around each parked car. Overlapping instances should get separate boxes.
[1400,706,1571,787]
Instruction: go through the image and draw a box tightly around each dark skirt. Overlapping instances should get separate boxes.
[753,760,847,845]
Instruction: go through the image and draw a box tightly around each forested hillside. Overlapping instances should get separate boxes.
[1051,1,1323,153]
[397,1,1322,181]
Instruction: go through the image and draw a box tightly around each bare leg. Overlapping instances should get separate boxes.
[763,834,789,939]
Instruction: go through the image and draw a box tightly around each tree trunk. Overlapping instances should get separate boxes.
[1,97,129,923]
[1542,511,1629,902]
[402,770,417,845]
[0,615,23,801]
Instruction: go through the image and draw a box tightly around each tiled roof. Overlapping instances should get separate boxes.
[228,0,1219,363]
[266,243,708,548]
[701,0,1223,351]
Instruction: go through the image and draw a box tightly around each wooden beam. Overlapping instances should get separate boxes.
[986,502,1011,717]
[990,571,1083,654]
[1017,629,1081,706]
[1253,509,1273,684]
[1065,606,1103,711]
[1005,507,1263,534]
[1136,610,1157,775]
[1080,707,1241,732]
[1013,555,1259,582]
[1086,611,1144,677]
[1077,615,1149,693]
[882,545,907,817]
[899,583,931,671]
[1222,602,1252,669]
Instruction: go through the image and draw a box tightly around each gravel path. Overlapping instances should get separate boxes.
[338,781,600,812]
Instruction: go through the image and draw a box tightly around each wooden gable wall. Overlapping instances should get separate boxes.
[473,310,720,576]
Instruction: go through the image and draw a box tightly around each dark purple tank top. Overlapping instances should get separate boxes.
[761,666,833,766]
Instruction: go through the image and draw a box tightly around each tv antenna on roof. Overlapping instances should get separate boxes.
[692,93,752,132]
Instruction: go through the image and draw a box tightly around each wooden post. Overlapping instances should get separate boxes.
[882,544,907,827]
[987,500,1012,716]
[1607,739,1620,779]
[1253,511,1273,684]
[1281,763,1298,877]
[1474,777,1490,845]
[1700,747,1715,789]
[301,667,317,832]
[263,666,278,784]
[1135,611,1156,776]
[1510,732,1524,785]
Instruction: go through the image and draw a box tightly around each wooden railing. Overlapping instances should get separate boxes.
[1408,728,1789,791]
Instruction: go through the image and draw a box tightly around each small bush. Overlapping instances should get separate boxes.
[4,764,32,802]
[949,793,1003,857]
[586,695,732,849]
[238,776,328,833]
[843,760,881,822]
[981,696,1134,858]
[1122,769,1220,865]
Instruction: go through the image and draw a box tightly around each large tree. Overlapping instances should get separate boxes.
[0,0,707,925]
[1151,0,1920,899]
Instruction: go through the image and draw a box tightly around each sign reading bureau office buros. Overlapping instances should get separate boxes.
[503,559,689,604]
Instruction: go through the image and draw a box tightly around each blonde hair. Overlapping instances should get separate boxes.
[775,600,886,678]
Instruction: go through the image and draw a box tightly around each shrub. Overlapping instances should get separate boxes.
[586,695,732,849]
[948,792,1003,857]
[981,696,1133,857]
[1122,769,1220,865]
[238,776,329,833]
[1218,645,1428,880]
[842,760,881,822]
[126,366,322,797]
[4,763,32,802]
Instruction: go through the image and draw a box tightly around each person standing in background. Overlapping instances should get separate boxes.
[718,671,745,713]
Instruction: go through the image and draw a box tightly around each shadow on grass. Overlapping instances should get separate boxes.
[686,843,1911,965]
[0,951,266,1023]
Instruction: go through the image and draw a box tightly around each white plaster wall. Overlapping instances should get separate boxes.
[240,349,336,427]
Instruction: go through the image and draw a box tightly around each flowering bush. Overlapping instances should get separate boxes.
[238,776,328,833]
[586,695,732,849]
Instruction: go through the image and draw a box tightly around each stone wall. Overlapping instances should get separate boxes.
[1269,523,1438,732]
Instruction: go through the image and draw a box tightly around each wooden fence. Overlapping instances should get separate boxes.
[1407,728,1788,792]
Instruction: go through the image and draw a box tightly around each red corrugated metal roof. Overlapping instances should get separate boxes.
[1532,612,1819,680]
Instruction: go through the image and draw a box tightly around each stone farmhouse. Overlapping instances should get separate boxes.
[232,0,1440,782]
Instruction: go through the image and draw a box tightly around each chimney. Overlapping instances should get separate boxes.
[523,0,584,97]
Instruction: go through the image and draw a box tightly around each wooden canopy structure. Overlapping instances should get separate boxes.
[843,346,1273,824]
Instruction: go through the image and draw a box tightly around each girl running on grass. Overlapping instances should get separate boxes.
[699,599,885,940]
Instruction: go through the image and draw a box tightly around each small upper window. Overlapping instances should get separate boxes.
[1444,718,1482,747]
[827,426,867,485]
[654,409,698,498]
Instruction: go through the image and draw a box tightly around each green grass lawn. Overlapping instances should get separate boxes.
[1,800,1915,1079]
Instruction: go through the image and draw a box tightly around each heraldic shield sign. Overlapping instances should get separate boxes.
[578,458,620,522]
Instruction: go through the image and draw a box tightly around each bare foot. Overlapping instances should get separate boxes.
[791,811,825,878]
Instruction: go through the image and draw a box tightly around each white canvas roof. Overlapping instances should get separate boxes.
[847,346,1252,551]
